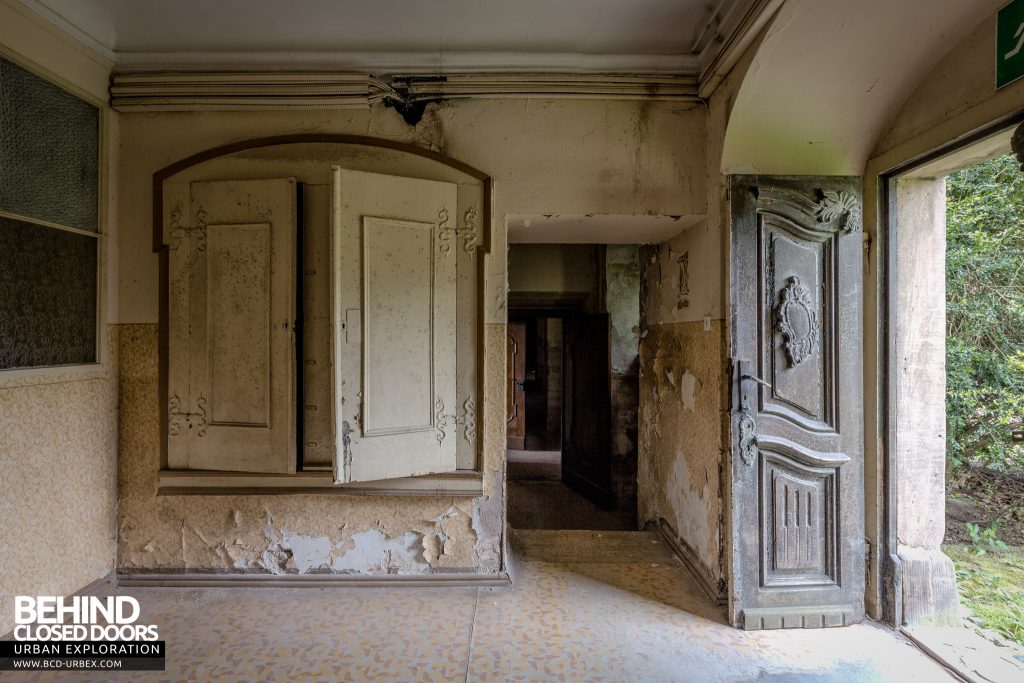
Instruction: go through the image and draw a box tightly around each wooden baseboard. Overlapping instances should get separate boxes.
[655,518,727,607]
[117,571,512,589]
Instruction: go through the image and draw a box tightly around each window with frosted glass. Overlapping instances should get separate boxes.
[0,56,100,369]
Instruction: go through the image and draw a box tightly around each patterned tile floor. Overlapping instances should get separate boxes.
[2,531,953,682]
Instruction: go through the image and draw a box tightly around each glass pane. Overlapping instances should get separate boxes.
[0,217,97,369]
[0,57,99,231]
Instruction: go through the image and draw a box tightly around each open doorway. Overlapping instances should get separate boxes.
[883,126,1024,652]
[506,244,639,531]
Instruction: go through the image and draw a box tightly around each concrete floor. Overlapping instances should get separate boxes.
[5,531,956,682]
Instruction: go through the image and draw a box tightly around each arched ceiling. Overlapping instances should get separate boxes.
[721,0,1005,175]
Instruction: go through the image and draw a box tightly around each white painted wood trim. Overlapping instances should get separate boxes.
[118,571,510,588]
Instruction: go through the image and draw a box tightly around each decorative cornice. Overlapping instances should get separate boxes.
[400,73,699,101]
[110,71,701,111]
[113,50,701,76]
[110,72,381,111]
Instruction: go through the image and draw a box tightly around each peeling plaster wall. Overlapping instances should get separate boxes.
[113,98,704,576]
[117,323,506,575]
[637,320,726,586]
[636,38,756,595]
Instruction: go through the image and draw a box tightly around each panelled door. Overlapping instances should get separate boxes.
[506,322,527,450]
[561,313,614,508]
[729,176,864,629]
[332,167,459,484]
[167,178,298,473]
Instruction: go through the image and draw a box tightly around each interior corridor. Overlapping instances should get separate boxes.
[5,532,953,682]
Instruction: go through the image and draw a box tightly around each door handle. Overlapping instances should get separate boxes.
[741,373,772,390]
[515,381,525,392]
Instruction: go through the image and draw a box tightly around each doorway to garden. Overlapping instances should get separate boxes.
[883,124,1024,650]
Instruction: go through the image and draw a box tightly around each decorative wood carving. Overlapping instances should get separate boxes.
[169,393,208,437]
[676,250,690,310]
[774,276,819,368]
[813,190,860,233]
[168,202,207,266]
[438,205,479,255]
[435,396,478,445]
[435,396,447,445]
[462,397,477,444]
[758,440,849,588]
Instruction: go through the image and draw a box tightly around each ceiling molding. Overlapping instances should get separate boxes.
[109,72,383,110]
[400,74,699,102]
[112,50,701,76]
[110,72,700,111]
[697,0,783,98]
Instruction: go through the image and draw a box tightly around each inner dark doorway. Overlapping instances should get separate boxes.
[506,301,634,531]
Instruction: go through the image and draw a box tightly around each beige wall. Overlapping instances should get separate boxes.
[508,244,602,305]
[115,98,706,575]
[0,1,117,636]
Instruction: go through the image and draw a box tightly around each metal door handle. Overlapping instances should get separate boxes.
[515,381,525,392]
[741,373,772,390]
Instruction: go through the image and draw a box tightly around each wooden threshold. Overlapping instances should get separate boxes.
[157,469,484,496]
[118,571,511,589]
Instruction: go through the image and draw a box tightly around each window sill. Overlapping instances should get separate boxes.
[157,469,484,496]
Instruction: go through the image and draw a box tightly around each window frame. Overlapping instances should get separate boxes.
[0,49,108,382]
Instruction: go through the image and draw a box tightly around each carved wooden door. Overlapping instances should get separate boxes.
[562,314,613,507]
[729,176,864,629]
[506,323,526,450]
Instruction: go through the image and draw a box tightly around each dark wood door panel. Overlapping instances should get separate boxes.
[730,177,864,630]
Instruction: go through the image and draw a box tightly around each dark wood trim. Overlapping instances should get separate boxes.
[118,571,511,589]
[151,134,494,477]
[655,518,727,607]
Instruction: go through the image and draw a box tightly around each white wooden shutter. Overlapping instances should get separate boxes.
[167,178,297,473]
[332,168,458,483]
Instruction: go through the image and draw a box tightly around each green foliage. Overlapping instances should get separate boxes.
[946,544,1024,648]
[966,522,1009,555]
[946,154,1024,472]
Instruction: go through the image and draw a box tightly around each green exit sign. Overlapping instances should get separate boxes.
[998,0,1024,88]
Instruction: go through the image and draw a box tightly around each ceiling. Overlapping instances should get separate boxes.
[721,0,1006,175]
[25,0,746,73]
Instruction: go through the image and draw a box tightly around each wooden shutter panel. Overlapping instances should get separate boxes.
[167,178,297,473]
[332,168,459,483]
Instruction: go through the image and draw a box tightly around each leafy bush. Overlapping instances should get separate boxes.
[946,154,1024,472]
